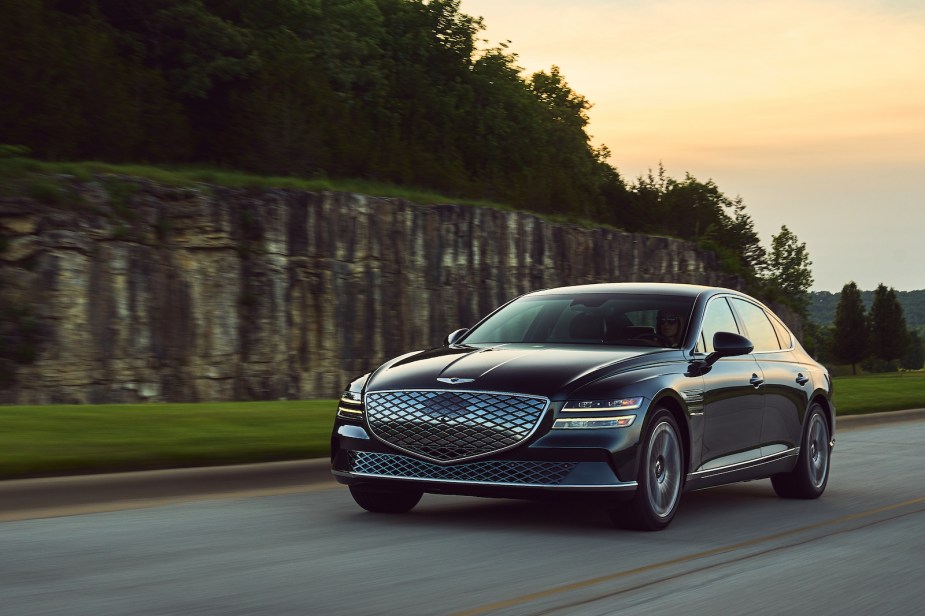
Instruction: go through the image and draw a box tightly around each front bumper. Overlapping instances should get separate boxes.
[331,423,639,500]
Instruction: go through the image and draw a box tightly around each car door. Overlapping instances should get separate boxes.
[728,298,808,456]
[694,296,765,472]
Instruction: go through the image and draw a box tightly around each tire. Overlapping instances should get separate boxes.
[609,409,684,531]
[349,485,423,514]
[771,403,830,499]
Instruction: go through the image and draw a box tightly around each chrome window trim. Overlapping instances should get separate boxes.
[751,348,796,356]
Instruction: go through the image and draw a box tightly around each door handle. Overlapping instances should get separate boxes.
[796,373,809,386]
[750,373,764,387]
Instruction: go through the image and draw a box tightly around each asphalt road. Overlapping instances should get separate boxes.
[2,418,925,615]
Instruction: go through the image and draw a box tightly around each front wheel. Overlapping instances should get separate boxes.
[609,409,683,531]
[771,403,830,499]
[349,485,423,513]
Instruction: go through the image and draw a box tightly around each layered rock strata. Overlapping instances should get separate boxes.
[0,180,740,403]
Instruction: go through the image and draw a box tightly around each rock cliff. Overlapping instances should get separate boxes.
[0,178,740,403]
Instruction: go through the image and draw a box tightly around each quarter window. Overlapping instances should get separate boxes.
[769,314,793,350]
[729,298,781,352]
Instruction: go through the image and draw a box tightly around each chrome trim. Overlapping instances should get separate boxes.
[365,388,550,401]
[552,415,636,429]
[563,398,643,412]
[680,388,704,414]
[337,425,370,440]
[690,447,799,478]
[363,389,551,465]
[334,470,638,492]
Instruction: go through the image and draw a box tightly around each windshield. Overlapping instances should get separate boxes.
[462,293,695,348]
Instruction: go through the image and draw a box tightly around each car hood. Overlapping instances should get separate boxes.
[365,343,676,399]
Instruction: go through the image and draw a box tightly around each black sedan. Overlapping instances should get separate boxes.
[331,283,834,530]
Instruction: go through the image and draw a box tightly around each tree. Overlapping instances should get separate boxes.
[831,281,868,374]
[868,283,910,364]
[901,330,924,371]
[765,225,814,311]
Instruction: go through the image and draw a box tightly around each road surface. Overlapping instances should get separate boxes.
[2,420,924,615]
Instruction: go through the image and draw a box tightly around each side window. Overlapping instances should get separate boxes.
[769,313,793,350]
[699,298,740,353]
[730,298,781,353]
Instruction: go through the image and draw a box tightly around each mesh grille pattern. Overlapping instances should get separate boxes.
[365,390,549,462]
[349,451,576,485]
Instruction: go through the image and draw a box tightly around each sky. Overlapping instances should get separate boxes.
[459,0,925,292]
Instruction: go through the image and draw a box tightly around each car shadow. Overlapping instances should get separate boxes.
[341,480,786,535]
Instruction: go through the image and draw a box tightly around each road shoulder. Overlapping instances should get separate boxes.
[3,409,924,522]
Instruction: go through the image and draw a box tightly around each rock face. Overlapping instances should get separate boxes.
[0,179,741,404]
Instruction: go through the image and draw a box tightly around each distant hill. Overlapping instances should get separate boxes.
[808,290,925,329]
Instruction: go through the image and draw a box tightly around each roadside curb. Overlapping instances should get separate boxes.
[837,408,925,429]
[3,409,924,519]
[0,459,334,520]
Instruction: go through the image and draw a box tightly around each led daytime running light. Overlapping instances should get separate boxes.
[553,416,636,429]
[338,390,364,418]
[563,397,643,412]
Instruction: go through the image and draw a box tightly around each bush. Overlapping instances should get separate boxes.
[860,357,899,374]
[0,144,31,158]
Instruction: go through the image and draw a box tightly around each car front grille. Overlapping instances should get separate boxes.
[364,390,550,463]
[349,451,576,486]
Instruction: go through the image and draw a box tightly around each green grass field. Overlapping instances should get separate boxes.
[0,400,336,480]
[0,372,921,480]
[832,371,925,415]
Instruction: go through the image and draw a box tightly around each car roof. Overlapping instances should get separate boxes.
[526,282,739,299]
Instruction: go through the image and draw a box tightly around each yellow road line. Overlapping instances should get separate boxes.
[452,495,925,616]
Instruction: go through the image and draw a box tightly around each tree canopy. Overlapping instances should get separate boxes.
[1,0,809,294]
[831,281,868,374]
[868,284,910,364]
[763,225,814,312]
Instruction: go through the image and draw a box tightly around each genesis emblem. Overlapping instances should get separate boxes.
[437,377,475,384]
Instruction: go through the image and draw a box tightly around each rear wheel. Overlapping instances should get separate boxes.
[771,403,830,499]
[349,485,423,513]
[609,409,683,531]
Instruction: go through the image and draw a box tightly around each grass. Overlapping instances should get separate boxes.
[832,371,925,415]
[0,155,621,232]
[0,373,923,479]
[0,400,336,480]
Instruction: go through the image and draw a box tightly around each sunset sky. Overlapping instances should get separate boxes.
[460,0,925,291]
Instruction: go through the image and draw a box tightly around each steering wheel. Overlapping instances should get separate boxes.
[634,332,674,347]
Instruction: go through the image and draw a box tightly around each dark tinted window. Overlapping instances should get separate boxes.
[699,298,740,353]
[463,293,695,347]
[730,298,781,352]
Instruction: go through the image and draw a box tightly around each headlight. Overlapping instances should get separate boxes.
[553,397,641,429]
[337,389,364,418]
[561,397,643,412]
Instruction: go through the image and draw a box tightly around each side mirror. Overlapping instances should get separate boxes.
[705,332,754,366]
[444,328,469,346]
